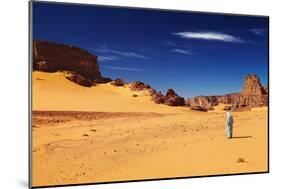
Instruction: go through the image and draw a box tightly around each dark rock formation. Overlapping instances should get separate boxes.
[153,93,165,104]
[164,96,185,106]
[111,79,125,86]
[263,86,268,94]
[94,77,112,84]
[185,96,218,110]
[148,88,157,96]
[130,81,150,91]
[185,74,268,111]
[163,89,185,106]
[33,40,110,85]
[153,89,185,106]
[64,71,93,87]
[130,81,157,96]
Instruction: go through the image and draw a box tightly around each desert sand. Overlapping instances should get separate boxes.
[32,71,268,187]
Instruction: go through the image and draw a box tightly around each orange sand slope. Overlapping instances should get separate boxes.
[32,71,187,113]
[32,71,268,187]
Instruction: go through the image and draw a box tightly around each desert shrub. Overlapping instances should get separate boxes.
[236,157,246,163]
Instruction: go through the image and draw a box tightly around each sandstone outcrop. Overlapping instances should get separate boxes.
[186,74,268,111]
[130,81,157,96]
[130,81,150,91]
[185,96,218,110]
[111,79,126,86]
[64,71,93,87]
[153,89,185,106]
[33,40,111,85]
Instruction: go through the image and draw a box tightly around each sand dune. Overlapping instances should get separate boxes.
[33,71,187,113]
[32,71,268,187]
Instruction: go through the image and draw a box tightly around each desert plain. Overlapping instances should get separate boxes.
[32,71,268,186]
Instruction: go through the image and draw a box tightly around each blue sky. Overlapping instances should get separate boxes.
[33,2,268,98]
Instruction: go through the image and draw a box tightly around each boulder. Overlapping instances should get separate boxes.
[111,79,125,86]
[166,89,177,97]
[152,93,165,104]
[153,89,185,106]
[130,81,151,91]
[148,88,157,96]
[64,71,93,87]
[164,96,185,106]
[95,77,112,84]
[185,96,218,110]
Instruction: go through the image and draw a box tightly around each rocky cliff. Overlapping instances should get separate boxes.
[33,40,111,85]
[186,74,268,111]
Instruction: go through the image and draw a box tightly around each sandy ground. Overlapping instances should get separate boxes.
[32,71,187,113]
[32,72,268,187]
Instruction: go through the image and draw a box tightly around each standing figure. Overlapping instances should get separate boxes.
[226,112,233,139]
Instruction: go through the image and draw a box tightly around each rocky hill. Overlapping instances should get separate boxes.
[33,40,111,86]
[186,74,268,111]
[32,40,267,110]
[153,89,185,106]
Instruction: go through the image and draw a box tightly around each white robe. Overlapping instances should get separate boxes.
[226,112,233,139]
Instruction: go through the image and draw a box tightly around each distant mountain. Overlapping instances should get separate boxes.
[185,74,268,111]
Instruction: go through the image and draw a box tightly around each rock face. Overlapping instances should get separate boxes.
[242,75,266,95]
[130,81,151,91]
[163,89,185,106]
[263,86,268,94]
[111,79,125,86]
[33,40,110,85]
[153,93,165,104]
[185,96,218,111]
[153,89,185,106]
[64,71,93,87]
[130,81,157,96]
[186,74,268,111]
[231,74,268,109]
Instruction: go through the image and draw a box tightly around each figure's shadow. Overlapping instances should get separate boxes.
[232,136,252,139]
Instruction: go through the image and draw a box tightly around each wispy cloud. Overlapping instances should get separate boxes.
[171,48,193,55]
[250,28,267,36]
[113,51,148,59]
[173,31,244,43]
[98,55,119,62]
[104,66,144,72]
[94,46,149,59]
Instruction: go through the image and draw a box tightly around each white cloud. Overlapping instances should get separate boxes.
[250,28,267,36]
[104,66,144,72]
[171,48,193,55]
[113,51,148,59]
[98,55,119,62]
[173,31,244,43]
[94,46,149,59]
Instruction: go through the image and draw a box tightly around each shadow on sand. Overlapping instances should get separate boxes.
[231,136,252,139]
